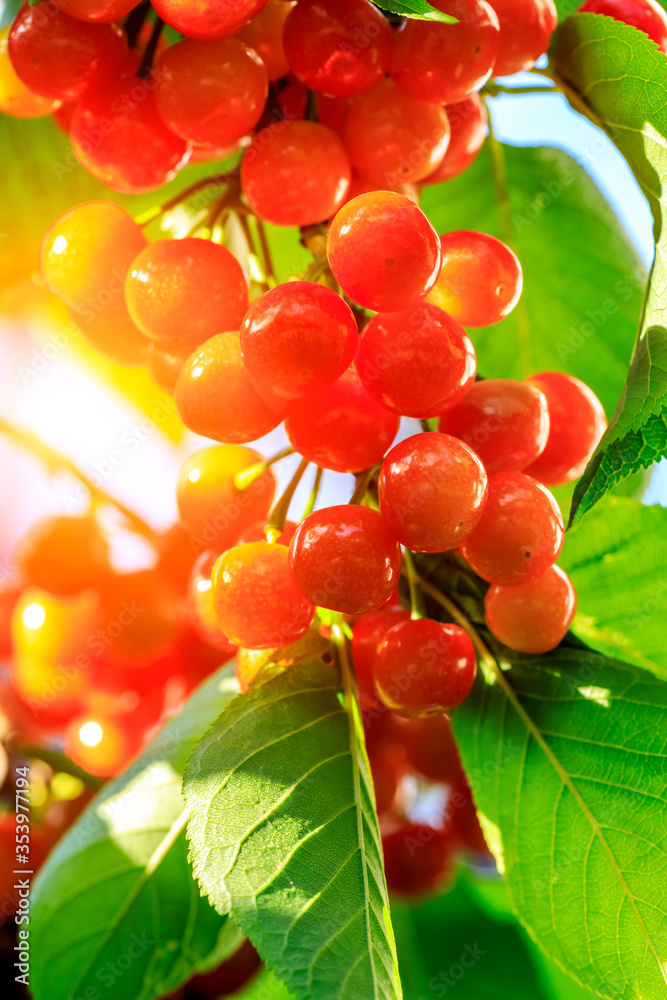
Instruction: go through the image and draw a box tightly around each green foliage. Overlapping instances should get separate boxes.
[373,0,456,22]
[0,0,21,28]
[184,656,403,1000]
[451,646,667,1000]
[29,665,242,1000]
[551,14,667,524]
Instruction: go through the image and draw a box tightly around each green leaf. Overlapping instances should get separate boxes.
[0,0,21,28]
[451,646,667,1000]
[560,496,667,681]
[29,664,243,1000]
[551,15,667,525]
[420,142,645,415]
[373,1,456,23]
[184,656,403,1000]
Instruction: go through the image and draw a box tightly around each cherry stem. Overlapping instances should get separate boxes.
[265,456,310,538]
[236,213,271,292]
[302,465,323,519]
[123,0,150,48]
[137,17,164,80]
[0,417,155,542]
[420,418,437,432]
[233,446,294,491]
[348,466,376,506]
[134,171,240,228]
[402,549,427,621]
[255,218,276,282]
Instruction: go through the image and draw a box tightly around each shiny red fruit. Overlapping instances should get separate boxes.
[369,745,404,815]
[579,0,667,50]
[402,715,464,785]
[146,339,193,394]
[486,0,557,75]
[351,605,411,706]
[0,23,61,117]
[383,822,454,897]
[485,564,577,653]
[15,515,110,596]
[151,0,269,41]
[422,96,488,185]
[50,0,139,22]
[188,551,237,656]
[96,569,185,668]
[237,0,296,81]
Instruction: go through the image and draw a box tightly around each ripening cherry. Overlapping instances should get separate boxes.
[342,77,450,186]
[241,120,351,227]
[316,93,349,133]
[579,0,667,50]
[438,378,550,474]
[374,618,476,717]
[68,302,148,367]
[96,570,185,668]
[155,38,268,147]
[212,542,315,649]
[151,0,269,40]
[125,238,248,345]
[460,471,564,585]
[64,713,135,777]
[485,564,577,654]
[188,552,237,656]
[369,745,404,815]
[240,282,358,400]
[351,604,411,706]
[146,339,194,394]
[379,433,488,553]
[177,445,276,549]
[382,822,454,898]
[391,0,500,105]
[49,0,140,22]
[0,25,61,117]
[15,516,110,596]
[285,369,400,473]
[237,0,295,80]
[486,0,557,76]
[275,71,308,118]
[328,192,441,313]
[340,172,420,211]
[524,372,607,485]
[450,777,489,855]
[8,3,125,101]
[427,230,523,327]
[288,506,402,616]
[355,303,476,418]
[422,96,488,185]
[175,332,285,444]
[283,0,394,98]
[401,715,464,785]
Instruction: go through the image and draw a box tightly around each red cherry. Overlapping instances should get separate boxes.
[422,96,488,185]
[351,605,411,707]
[285,369,399,473]
[402,715,464,785]
[485,564,577,653]
[236,0,296,81]
[450,778,489,855]
[212,542,315,649]
[379,432,488,553]
[369,745,404,815]
[96,569,186,668]
[146,339,193,394]
[579,0,667,50]
[382,822,454,897]
[15,515,110,595]
[275,71,308,119]
[316,92,349,133]
[339,171,420,211]
[355,303,476,418]
[0,23,61,117]
[150,0,270,41]
[438,378,550,474]
[288,505,402,615]
[461,471,564,585]
[328,191,441,313]
[524,372,607,485]
[188,551,237,656]
[50,0,139,22]
[486,0,557,75]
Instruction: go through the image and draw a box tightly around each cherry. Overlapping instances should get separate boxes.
[379,432,488,553]
[177,445,276,551]
[0,25,61,117]
[460,471,564,585]
[8,3,125,101]
[50,0,139,22]
[125,238,248,345]
[427,230,523,327]
[422,96,488,185]
[242,120,351,227]
[524,372,607,485]
[392,0,500,105]
[342,77,450,186]
[340,171,420,210]
[402,715,464,785]
[64,713,136,776]
[438,378,550,474]
[382,822,454,897]
[175,332,285,444]
[579,0,667,49]
[186,941,263,999]
[188,552,237,656]
[316,92,349,133]
[351,605,411,707]
[237,0,296,81]
[151,0,269,41]
[240,282,358,400]
[155,38,268,147]
[146,339,193,394]
[285,369,400,473]
[15,515,110,596]
[96,569,185,668]
[212,542,315,649]
[327,192,441,313]
[275,71,308,118]
[450,778,489,855]
[68,302,147,366]
[486,0,557,76]
[288,505,402,615]
[485,564,577,654]
[355,303,476,418]
[369,745,404,815]
[283,0,394,98]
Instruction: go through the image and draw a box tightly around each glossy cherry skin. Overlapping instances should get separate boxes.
[486,0,557,76]
[125,238,248,345]
[15,515,109,596]
[0,25,60,117]
[379,432,488,553]
[392,0,499,104]
[288,506,402,615]
[461,471,564,585]
[339,171,420,211]
[401,714,464,784]
[283,0,394,97]
[96,569,186,668]
[155,38,268,147]
[212,542,315,649]
[342,77,450,186]
[241,120,351,227]
[382,822,454,898]
[146,339,193,394]
[524,372,607,485]
[485,564,577,654]
[177,445,276,551]
[427,230,523,327]
[240,282,358,400]
[188,551,237,656]
[8,3,125,101]
[579,0,667,50]
[151,0,269,41]
[285,369,400,473]
[351,605,411,706]
[175,332,285,445]
[374,618,477,717]
[355,303,476,418]
[68,302,147,366]
[438,378,549,474]
[50,0,139,22]
[328,192,441,313]
[422,96,488,185]
[237,0,296,80]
